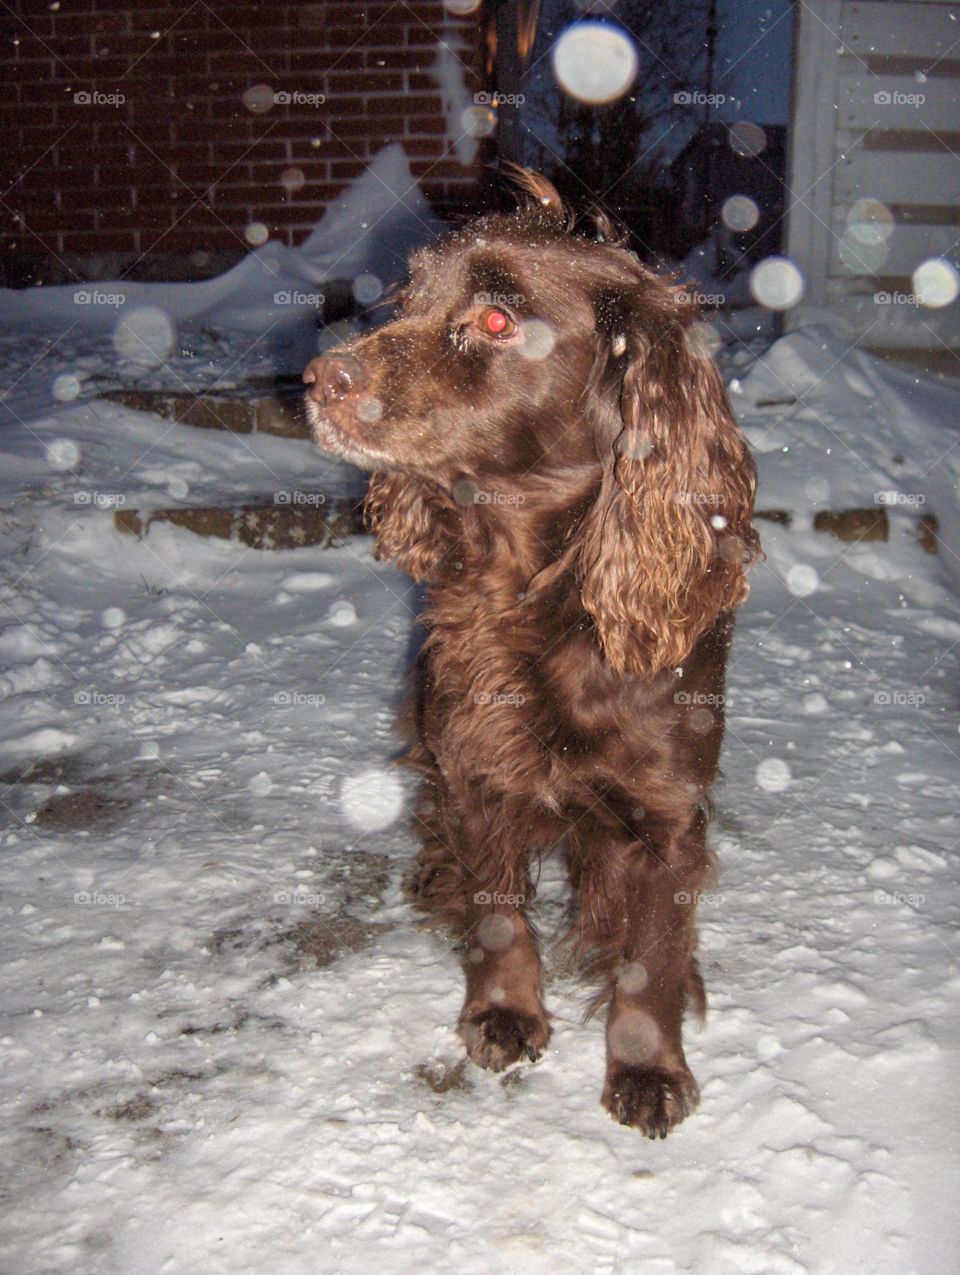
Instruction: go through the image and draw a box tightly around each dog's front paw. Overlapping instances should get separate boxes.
[601,1064,699,1138]
[458,1006,550,1072]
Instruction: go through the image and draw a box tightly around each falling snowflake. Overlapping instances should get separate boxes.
[756,758,792,792]
[340,768,404,832]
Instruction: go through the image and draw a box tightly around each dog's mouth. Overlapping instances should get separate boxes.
[305,395,397,471]
[305,398,348,450]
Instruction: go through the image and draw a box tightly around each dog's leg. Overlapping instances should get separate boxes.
[570,810,709,1137]
[409,784,550,1070]
[457,883,551,1072]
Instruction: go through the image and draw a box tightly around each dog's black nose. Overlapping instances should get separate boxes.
[303,354,365,405]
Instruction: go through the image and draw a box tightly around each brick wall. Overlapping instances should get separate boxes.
[1,0,491,284]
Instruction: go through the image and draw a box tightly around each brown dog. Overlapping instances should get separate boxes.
[304,173,759,1137]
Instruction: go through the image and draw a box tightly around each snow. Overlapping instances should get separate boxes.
[1,201,960,1270]
[430,33,482,168]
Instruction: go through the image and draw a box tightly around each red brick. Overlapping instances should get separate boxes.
[54,12,130,37]
[166,143,215,163]
[326,70,403,92]
[364,49,439,69]
[368,93,442,114]
[402,137,444,157]
[94,211,144,233]
[289,50,366,73]
[13,209,91,233]
[170,164,226,187]
[247,158,331,181]
[294,137,358,158]
[328,159,368,180]
[143,227,237,251]
[326,116,391,137]
[207,136,289,159]
[62,231,137,253]
[5,56,57,79]
[53,143,127,168]
[410,158,472,179]
[249,203,337,223]
[8,12,55,40]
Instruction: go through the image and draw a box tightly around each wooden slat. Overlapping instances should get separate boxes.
[864,128,960,150]
[825,281,960,348]
[841,1,960,59]
[863,54,960,76]
[836,147,960,203]
[838,70,960,131]
[829,219,960,275]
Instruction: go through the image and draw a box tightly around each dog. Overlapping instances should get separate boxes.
[303,171,759,1137]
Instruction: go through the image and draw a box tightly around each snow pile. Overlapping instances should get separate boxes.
[735,326,960,588]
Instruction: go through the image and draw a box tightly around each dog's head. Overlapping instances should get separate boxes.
[304,172,759,674]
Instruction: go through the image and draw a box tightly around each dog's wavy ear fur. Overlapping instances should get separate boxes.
[505,165,573,229]
[364,471,457,581]
[577,282,759,676]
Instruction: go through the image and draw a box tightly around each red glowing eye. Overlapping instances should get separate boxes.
[484,308,510,334]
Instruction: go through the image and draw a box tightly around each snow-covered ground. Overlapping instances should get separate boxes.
[1,280,959,1271]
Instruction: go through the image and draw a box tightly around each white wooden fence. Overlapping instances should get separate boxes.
[786,0,960,365]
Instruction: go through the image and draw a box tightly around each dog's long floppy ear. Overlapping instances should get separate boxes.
[364,471,457,581]
[577,285,760,676]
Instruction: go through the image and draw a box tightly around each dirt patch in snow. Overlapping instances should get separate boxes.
[413,1058,473,1094]
[279,914,388,970]
[97,1095,158,1122]
[32,788,131,832]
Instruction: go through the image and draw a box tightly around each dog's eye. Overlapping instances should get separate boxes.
[479,307,517,339]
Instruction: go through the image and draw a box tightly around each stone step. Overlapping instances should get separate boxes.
[114,498,363,550]
[102,386,309,439]
[112,500,938,554]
